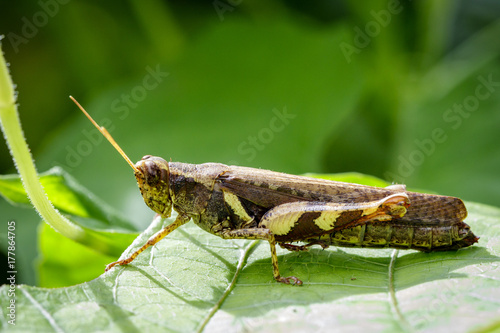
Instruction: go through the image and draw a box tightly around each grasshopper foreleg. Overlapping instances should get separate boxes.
[105,214,190,272]
[217,228,302,285]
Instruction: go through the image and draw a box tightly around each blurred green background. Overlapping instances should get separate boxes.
[1,0,499,286]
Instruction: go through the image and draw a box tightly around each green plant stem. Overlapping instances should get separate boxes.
[0,41,86,244]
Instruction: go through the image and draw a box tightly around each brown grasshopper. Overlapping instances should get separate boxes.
[71,97,479,285]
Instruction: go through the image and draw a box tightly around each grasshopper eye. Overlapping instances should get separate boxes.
[144,160,161,185]
[137,157,169,187]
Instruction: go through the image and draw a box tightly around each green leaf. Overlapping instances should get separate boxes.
[0,167,136,232]
[1,201,498,332]
[37,222,117,288]
[0,167,139,262]
[0,168,141,287]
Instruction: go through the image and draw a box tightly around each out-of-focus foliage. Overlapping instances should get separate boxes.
[1,0,499,290]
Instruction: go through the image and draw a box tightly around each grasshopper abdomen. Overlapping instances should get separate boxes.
[316,220,477,252]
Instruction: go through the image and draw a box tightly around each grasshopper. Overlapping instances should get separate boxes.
[71,97,479,285]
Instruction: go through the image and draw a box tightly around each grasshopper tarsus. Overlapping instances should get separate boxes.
[277,276,303,286]
[105,254,141,271]
[105,260,126,272]
[280,240,331,252]
[279,243,311,252]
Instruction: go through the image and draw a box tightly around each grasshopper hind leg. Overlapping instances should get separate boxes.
[217,228,303,285]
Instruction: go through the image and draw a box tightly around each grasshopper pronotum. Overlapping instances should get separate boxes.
[71,97,478,285]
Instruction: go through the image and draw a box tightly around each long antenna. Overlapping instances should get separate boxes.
[69,96,139,173]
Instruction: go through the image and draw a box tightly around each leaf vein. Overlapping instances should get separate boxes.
[196,240,260,333]
[388,250,414,333]
[20,287,64,333]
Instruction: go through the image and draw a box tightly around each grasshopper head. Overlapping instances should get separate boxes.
[69,97,174,218]
[134,155,172,218]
